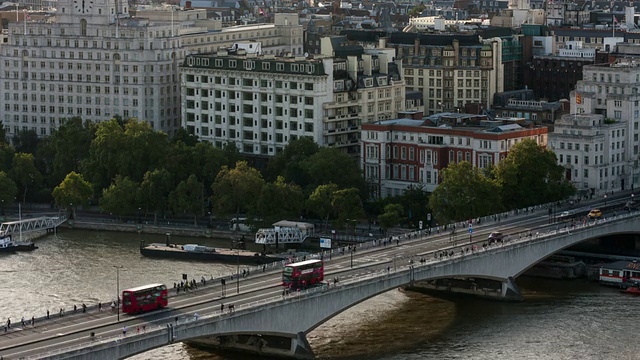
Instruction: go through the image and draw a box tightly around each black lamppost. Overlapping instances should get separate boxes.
[113,265,123,322]
[1,199,4,216]
[232,240,240,294]
[350,246,355,268]
[236,248,240,294]
[69,203,73,219]
[137,207,142,224]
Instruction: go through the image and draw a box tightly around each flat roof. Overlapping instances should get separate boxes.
[123,283,166,293]
[285,259,322,267]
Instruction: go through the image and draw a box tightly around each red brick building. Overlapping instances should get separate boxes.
[361,113,549,198]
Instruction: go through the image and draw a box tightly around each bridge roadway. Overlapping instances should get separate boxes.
[0,194,636,359]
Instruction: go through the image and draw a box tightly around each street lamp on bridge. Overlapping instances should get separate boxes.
[232,239,242,294]
[113,265,123,322]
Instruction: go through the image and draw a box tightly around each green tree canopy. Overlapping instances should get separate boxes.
[168,174,204,225]
[378,203,404,234]
[266,137,319,184]
[429,161,502,223]
[0,142,16,174]
[256,176,305,226]
[12,129,39,155]
[211,161,265,223]
[100,175,140,219]
[397,185,430,228]
[81,119,169,193]
[46,117,94,187]
[171,128,199,147]
[331,187,365,230]
[121,119,170,182]
[302,147,366,197]
[139,168,173,224]
[81,119,127,192]
[0,171,18,209]
[9,153,42,204]
[494,139,575,209]
[52,171,93,210]
[306,183,339,231]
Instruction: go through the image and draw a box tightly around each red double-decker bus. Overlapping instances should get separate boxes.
[121,283,168,314]
[282,259,324,289]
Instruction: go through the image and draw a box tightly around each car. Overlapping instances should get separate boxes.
[624,200,638,211]
[488,231,504,244]
[588,209,602,219]
[558,210,575,221]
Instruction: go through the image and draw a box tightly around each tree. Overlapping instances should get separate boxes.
[100,176,140,219]
[0,142,16,173]
[9,153,43,204]
[429,161,501,223]
[302,147,366,197]
[12,129,39,155]
[211,161,265,226]
[306,183,339,231]
[168,174,204,225]
[494,139,575,209]
[331,187,364,231]
[45,117,94,187]
[192,142,228,193]
[397,185,430,228]
[256,176,305,226]
[378,204,403,234]
[81,119,126,192]
[266,137,319,184]
[139,168,173,225]
[120,119,169,182]
[81,119,169,193]
[171,128,199,147]
[408,4,426,16]
[0,122,7,144]
[52,172,93,216]
[0,171,18,212]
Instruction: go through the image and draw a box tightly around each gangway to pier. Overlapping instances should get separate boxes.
[0,213,68,235]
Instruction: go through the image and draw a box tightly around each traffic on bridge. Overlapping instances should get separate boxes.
[0,191,638,359]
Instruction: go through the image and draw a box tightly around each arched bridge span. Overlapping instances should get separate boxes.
[51,213,640,360]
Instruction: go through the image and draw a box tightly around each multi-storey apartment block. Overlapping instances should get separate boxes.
[180,46,405,157]
[387,33,504,116]
[0,4,302,138]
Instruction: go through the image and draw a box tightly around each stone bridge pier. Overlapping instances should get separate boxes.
[187,332,314,359]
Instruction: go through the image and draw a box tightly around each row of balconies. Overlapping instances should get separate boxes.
[325,125,359,134]
[326,113,358,121]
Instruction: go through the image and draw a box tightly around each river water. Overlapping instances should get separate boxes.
[1,230,637,360]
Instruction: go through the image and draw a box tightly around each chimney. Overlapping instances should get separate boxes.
[185,1,192,9]
[347,55,358,82]
[379,52,389,74]
[362,54,372,76]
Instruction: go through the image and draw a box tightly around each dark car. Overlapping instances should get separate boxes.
[488,232,504,244]
[624,200,638,211]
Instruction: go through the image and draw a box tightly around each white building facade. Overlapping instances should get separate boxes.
[181,50,404,157]
[549,114,627,197]
[0,4,302,138]
[567,60,640,193]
